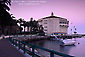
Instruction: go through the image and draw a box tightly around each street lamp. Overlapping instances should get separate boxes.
[74,26,77,34]
[71,29,72,34]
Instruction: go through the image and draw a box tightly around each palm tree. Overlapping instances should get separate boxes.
[17,18,23,25]
[38,25,45,36]
[32,20,39,34]
[22,20,26,33]
[0,0,12,34]
[11,14,16,19]
[29,18,40,34]
[27,18,45,35]
[29,18,34,34]
[0,0,11,11]
[17,18,23,34]
[26,22,30,32]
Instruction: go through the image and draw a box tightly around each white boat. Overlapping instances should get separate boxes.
[60,39,76,46]
[81,36,85,38]
[50,34,58,40]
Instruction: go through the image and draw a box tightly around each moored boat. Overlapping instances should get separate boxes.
[60,39,76,46]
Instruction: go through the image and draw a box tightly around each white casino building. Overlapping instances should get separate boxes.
[38,12,69,35]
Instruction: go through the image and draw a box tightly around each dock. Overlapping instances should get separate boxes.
[0,38,25,57]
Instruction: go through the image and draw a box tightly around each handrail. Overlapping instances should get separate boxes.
[9,37,74,57]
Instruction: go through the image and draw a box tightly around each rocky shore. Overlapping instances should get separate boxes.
[14,36,50,43]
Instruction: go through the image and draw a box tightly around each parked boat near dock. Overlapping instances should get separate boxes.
[60,39,76,46]
[50,35,76,46]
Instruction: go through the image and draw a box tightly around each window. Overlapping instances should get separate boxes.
[44,23,47,24]
[60,25,61,26]
[44,20,47,21]
[44,29,47,31]
[59,22,62,23]
[65,22,67,24]
[44,26,47,28]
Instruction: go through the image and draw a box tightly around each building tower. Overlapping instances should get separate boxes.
[51,12,54,16]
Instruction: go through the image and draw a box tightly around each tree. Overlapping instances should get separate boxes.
[29,18,40,34]
[26,18,45,35]
[26,22,30,32]
[22,20,26,33]
[32,20,39,34]
[17,18,23,34]
[0,0,11,11]
[0,0,16,34]
[16,17,45,35]
[38,25,45,36]
[29,18,34,34]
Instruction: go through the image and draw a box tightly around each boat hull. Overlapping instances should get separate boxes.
[60,39,76,46]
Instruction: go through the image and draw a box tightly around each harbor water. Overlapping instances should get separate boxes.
[29,38,85,57]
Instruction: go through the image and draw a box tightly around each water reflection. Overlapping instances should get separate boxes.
[60,45,75,55]
[29,38,85,57]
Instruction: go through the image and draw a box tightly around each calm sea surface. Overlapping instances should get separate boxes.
[30,38,85,57]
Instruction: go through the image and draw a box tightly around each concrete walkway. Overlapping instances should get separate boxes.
[0,38,25,57]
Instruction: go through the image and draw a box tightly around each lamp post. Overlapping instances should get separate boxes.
[71,29,72,34]
[74,26,77,34]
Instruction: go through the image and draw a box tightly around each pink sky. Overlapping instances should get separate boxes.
[10,0,85,34]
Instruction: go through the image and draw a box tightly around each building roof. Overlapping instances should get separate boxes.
[42,16,58,19]
[38,12,68,21]
[42,12,67,19]
[38,19,43,22]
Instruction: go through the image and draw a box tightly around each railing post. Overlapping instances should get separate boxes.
[50,51,54,57]
[24,42,26,54]
[15,40,17,46]
[13,39,14,45]
[18,41,20,50]
[32,46,35,57]
[9,37,10,42]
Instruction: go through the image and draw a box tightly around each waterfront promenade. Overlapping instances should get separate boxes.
[0,38,25,57]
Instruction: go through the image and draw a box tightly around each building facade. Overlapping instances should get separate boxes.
[38,12,69,35]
